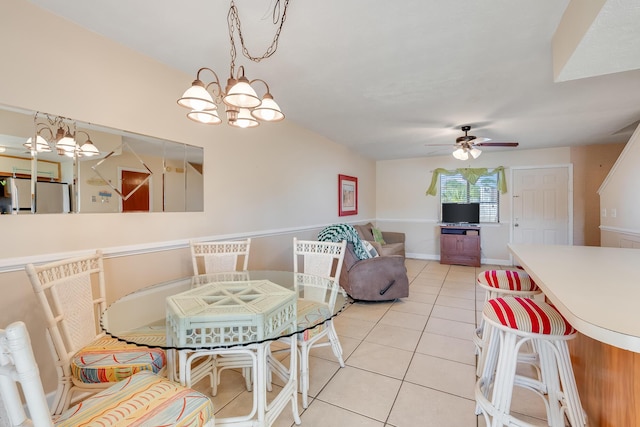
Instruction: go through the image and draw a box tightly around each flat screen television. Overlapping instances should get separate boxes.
[441,202,480,224]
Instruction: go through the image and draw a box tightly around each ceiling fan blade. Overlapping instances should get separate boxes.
[475,142,519,147]
[424,143,456,147]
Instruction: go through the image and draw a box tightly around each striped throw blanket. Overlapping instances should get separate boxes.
[318,224,371,260]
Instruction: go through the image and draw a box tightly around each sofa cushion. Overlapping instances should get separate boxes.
[354,223,405,258]
[354,223,375,241]
[371,227,386,245]
[377,242,404,257]
[362,240,379,257]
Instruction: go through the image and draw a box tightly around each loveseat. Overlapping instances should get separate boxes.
[354,223,405,257]
[339,242,409,301]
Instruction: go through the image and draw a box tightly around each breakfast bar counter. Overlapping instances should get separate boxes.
[509,244,640,352]
[508,244,640,427]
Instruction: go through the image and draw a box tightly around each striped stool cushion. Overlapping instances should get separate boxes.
[484,297,575,336]
[71,337,166,384]
[55,371,213,426]
[478,270,539,292]
[297,299,332,341]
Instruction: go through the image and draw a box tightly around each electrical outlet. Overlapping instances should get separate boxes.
[601,208,606,217]
[611,208,617,218]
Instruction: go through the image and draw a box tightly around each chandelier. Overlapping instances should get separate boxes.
[177,0,291,128]
[452,143,481,160]
[24,113,100,157]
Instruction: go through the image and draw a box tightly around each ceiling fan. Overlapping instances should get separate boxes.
[427,125,519,160]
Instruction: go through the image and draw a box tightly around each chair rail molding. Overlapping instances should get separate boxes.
[0,219,376,273]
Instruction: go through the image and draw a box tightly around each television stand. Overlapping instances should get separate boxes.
[439,225,481,267]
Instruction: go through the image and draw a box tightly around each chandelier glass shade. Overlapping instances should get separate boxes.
[178,67,284,127]
[223,75,261,109]
[177,81,216,111]
[251,93,284,121]
[24,135,51,152]
[76,131,100,157]
[24,115,100,157]
[231,108,260,128]
[55,127,77,153]
[187,108,222,125]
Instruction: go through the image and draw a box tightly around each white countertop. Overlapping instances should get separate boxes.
[508,244,640,353]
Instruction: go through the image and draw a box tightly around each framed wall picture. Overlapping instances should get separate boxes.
[338,174,358,216]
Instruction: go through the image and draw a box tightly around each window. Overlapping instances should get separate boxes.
[440,172,499,223]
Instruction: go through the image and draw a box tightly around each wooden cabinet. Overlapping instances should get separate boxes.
[439,225,481,267]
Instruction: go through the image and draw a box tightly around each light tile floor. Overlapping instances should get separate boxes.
[196,259,550,426]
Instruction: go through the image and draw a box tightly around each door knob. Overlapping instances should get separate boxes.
[514,223,519,227]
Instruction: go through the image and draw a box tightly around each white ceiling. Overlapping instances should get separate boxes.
[26,0,640,160]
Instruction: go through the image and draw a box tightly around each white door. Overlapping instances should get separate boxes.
[512,166,571,245]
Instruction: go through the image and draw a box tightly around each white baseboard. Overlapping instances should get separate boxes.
[406,252,512,266]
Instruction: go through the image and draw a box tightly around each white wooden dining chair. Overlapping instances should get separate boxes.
[0,321,214,427]
[288,237,347,408]
[186,238,253,395]
[25,250,167,415]
[191,238,251,274]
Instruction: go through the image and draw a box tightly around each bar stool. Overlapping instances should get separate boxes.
[474,269,541,374]
[475,296,586,427]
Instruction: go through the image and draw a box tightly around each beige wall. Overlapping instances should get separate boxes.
[0,0,375,394]
[376,143,625,263]
[570,142,625,246]
[599,126,640,248]
[0,0,376,261]
[376,147,573,264]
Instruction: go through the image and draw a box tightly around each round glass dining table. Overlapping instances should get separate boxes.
[100,270,350,427]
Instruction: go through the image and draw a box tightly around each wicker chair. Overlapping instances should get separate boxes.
[190,238,251,275]
[186,238,253,395]
[287,237,347,408]
[25,250,167,415]
[0,321,214,427]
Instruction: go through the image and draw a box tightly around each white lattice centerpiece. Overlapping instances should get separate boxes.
[166,280,296,347]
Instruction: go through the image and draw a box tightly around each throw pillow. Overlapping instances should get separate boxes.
[362,240,379,257]
[371,227,386,245]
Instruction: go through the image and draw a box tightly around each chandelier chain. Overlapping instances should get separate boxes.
[227,0,291,76]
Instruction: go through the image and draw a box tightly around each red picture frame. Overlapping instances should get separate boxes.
[338,174,358,216]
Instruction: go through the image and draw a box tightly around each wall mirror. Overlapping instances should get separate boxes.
[0,105,204,214]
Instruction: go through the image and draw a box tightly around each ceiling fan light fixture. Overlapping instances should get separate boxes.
[469,147,482,159]
[451,125,518,159]
[452,147,468,160]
